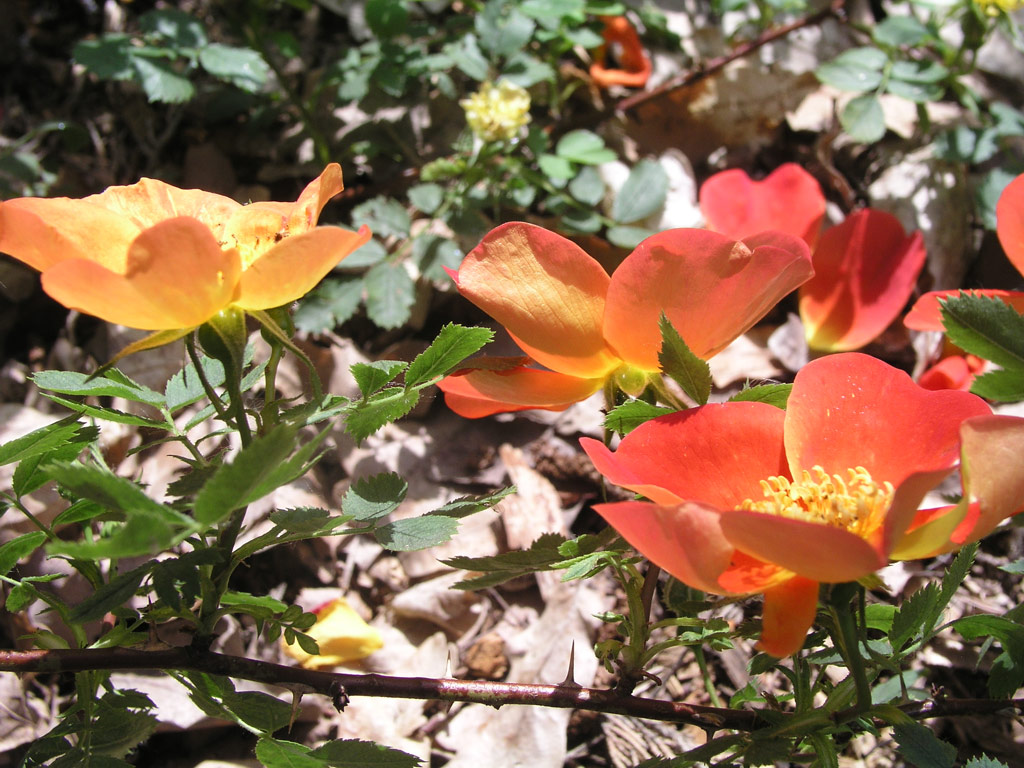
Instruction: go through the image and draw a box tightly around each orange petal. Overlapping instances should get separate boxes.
[455,222,619,378]
[436,367,603,418]
[700,164,826,249]
[580,402,788,509]
[890,500,969,561]
[0,197,142,272]
[717,552,791,593]
[89,177,240,233]
[953,414,1024,545]
[784,353,990,489]
[997,172,1024,275]
[720,508,886,582]
[800,210,926,351]
[234,225,371,310]
[904,289,1024,330]
[918,355,985,391]
[589,16,652,89]
[594,500,736,595]
[40,217,240,330]
[603,229,813,368]
[759,576,819,657]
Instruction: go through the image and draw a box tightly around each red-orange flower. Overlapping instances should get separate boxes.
[918,353,986,391]
[581,353,1023,657]
[0,164,370,331]
[799,209,926,351]
[590,16,652,89]
[906,172,1024,331]
[436,222,813,417]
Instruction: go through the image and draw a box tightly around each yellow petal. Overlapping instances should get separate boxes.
[282,598,383,669]
[41,217,241,330]
[89,177,241,233]
[234,225,371,310]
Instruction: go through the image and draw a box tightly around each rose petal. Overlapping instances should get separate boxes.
[580,402,788,508]
[800,209,926,351]
[904,289,1024,330]
[954,414,1024,545]
[234,225,371,310]
[700,164,826,249]
[594,500,736,595]
[997,172,1024,275]
[784,353,990,488]
[589,16,652,88]
[89,177,241,233]
[455,222,620,378]
[918,355,985,391]
[603,229,813,369]
[437,367,603,418]
[41,217,241,330]
[759,576,819,657]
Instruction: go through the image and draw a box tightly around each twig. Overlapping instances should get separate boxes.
[616,0,847,114]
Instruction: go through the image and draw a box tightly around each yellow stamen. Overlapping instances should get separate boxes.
[737,465,894,537]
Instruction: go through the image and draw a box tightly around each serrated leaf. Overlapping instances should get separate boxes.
[816,47,886,92]
[352,360,409,398]
[941,293,1024,373]
[611,159,668,223]
[408,183,444,214]
[428,486,515,518]
[0,532,47,576]
[310,738,423,767]
[841,93,886,143]
[140,8,207,47]
[294,275,365,333]
[555,129,616,165]
[374,515,459,551]
[255,737,322,768]
[890,582,940,652]
[893,723,956,768]
[31,370,164,406]
[365,0,409,38]
[45,462,188,522]
[193,424,298,525]
[658,314,711,405]
[443,532,569,588]
[70,562,154,622]
[73,36,134,80]
[476,2,535,58]
[604,401,674,435]
[412,235,463,282]
[502,52,555,87]
[728,383,792,409]
[42,395,167,428]
[0,416,97,467]
[964,755,1010,768]
[222,689,293,733]
[606,225,654,249]
[269,507,333,534]
[568,165,605,206]
[365,261,416,329]
[342,473,409,521]
[47,510,181,560]
[970,368,1024,402]
[538,153,575,180]
[344,388,420,442]
[130,54,195,103]
[352,196,411,239]
[873,16,931,47]
[405,324,493,389]
[198,44,269,92]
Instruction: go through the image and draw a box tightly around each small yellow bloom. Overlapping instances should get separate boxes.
[460,80,531,143]
[282,598,383,669]
[975,0,1022,14]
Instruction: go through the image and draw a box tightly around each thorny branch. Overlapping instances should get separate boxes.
[616,0,847,114]
[3,647,1022,733]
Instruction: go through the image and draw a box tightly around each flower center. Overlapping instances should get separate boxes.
[737,465,894,537]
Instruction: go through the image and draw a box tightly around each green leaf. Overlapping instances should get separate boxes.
[658,315,711,405]
[429,486,516,518]
[408,183,444,214]
[889,582,939,652]
[404,324,494,389]
[0,416,97,467]
[728,383,792,409]
[538,153,575,180]
[294,276,365,333]
[0,532,47,576]
[975,168,1020,230]
[31,370,164,407]
[604,401,674,435]
[374,515,460,551]
[841,94,886,143]
[255,738,322,768]
[352,196,411,239]
[198,44,269,92]
[815,47,887,92]
[964,756,1010,768]
[555,130,616,165]
[338,237,388,269]
[193,424,299,525]
[443,532,568,588]
[449,34,490,81]
[365,0,409,39]
[342,472,409,521]
[971,368,1024,402]
[268,507,337,534]
[502,53,554,87]
[611,159,669,224]
[73,36,134,80]
[45,462,189,523]
[352,360,409,398]
[344,388,420,442]
[606,225,654,249]
[476,2,535,58]
[873,16,931,47]
[310,739,423,767]
[999,558,1024,575]
[568,166,605,206]
[140,8,207,47]
[941,293,1024,373]
[42,395,167,428]
[893,723,956,768]
[47,510,181,560]
[131,54,195,104]
[223,690,294,734]
[164,353,224,413]
[412,235,463,282]
[365,261,416,329]
[953,614,1024,655]
[69,562,154,622]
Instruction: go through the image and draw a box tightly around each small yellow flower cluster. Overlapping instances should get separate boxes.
[460,79,531,143]
[975,0,1022,15]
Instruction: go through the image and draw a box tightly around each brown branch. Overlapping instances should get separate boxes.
[616,0,847,114]
[0,647,756,731]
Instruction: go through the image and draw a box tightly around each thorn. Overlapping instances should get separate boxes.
[559,641,582,688]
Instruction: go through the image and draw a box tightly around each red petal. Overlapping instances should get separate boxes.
[436,367,603,418]
[580,402,788,508]
[594,500,736,594]
[997,172,1024,276]
[904,289,1024,330]
[589,16,652,89]
[784,353,991,488]
[759,576,819,657]
[917,355,985,391]
[700,164,826,249]
[603,229,813,369]
[800,209,926,351]
[954,414,1024,545]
